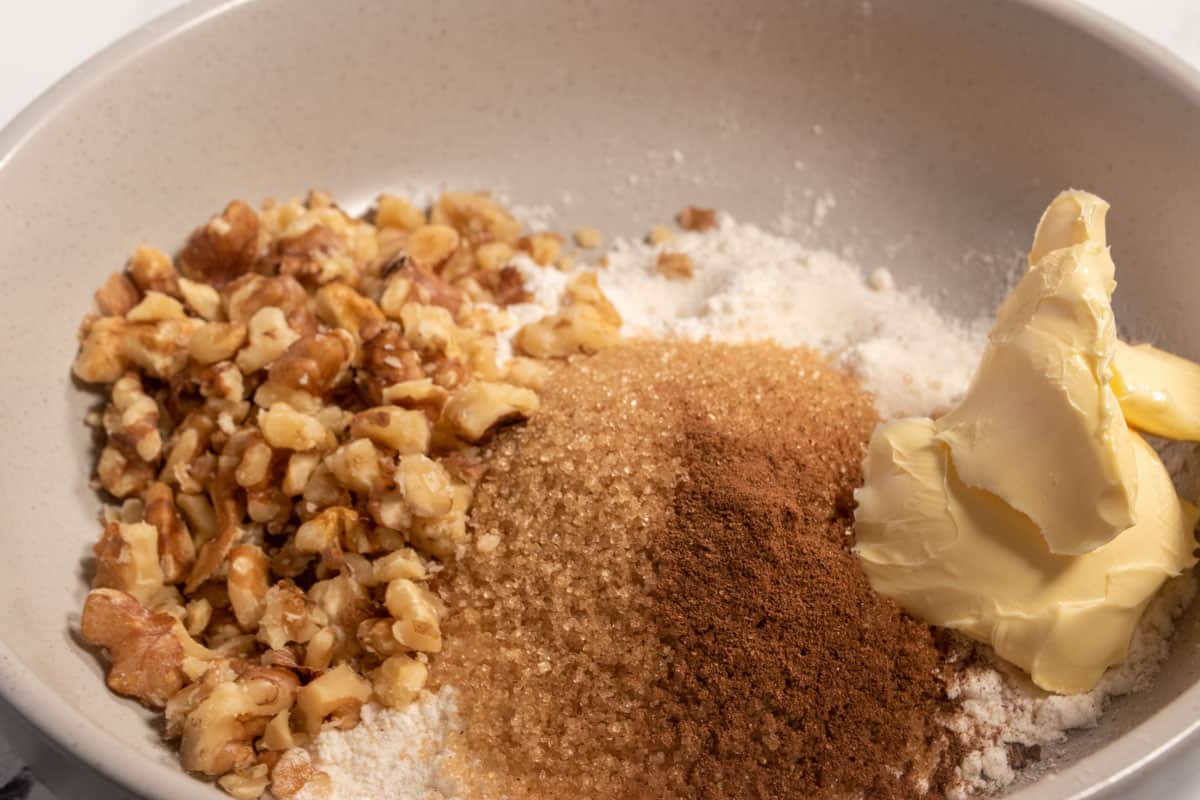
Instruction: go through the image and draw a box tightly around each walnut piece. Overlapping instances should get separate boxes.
[227,544,270,630]
[442,381,539,443]
[656,251,695,280]
[676,204,718,231]
[92,521,165,606]
[95,272,140,316]
[385,578,443,653]
[178,201,261,289]
[430,192,521,246]
[180,666,298,775]
[295,664,372,734]
[370,655,428,709]
[80,588,187,707]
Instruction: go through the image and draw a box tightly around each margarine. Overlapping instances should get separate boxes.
[1114,340,1200,441]
[855,419,1196,694]
[935,191,1137,556]
[853,189,1200,694]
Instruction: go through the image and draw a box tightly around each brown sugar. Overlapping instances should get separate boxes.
[432,339,958,799]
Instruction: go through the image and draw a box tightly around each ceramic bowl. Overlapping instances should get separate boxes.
[3,1,1200,797]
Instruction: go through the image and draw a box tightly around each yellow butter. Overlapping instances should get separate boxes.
[853,189,1200,694]
[1113,340,1200,441]
[854,419,1196,694]
[934,191,1137,555]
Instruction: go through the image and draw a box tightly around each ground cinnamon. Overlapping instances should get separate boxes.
[655,416,957,799]
[434,339,958,799]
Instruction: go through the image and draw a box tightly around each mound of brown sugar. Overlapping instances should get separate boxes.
[433,339,958,799]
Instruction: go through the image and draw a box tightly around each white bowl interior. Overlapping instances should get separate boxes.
[2,1,1200,797]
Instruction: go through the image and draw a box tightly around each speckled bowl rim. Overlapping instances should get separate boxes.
[3,1,1200,798]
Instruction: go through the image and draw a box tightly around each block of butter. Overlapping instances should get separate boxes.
[855,418,1196,694]
[854,189,1200,694]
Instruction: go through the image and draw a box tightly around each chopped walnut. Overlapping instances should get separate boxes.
[144,482,196,584]
[80,588,188,707]
[266,330,356,400]
[178,201,261,289]
[93,521,165,605]
[370,655,428,709]
[308,573,372,637]
[236,307,301,374]
[676,204,718,231]
[656,251,695,279]
[375,194,426,231]
[408,482,472,560]
[442,381,539,443]
[355,319,424,405]
[471,264,530,306]
[282,451,322,496]
[293,506,358,558]
[314,283,384,341]
[95,272,140,316]
[517,232,564,267]
[180,666,298,775]
[258,404,333,452]
[385,579,443,653]
[127,245,182,298]
[72,189,599,790]
[325,439,386,495]
[474,241,514,271]
[349,406,430,454]
[504,357,551,391]
[350,621,397,663]
[185,597,213,637]
[514,303,620,358]
[370,549,427,584]
[398,302,460,360]
[191,322,248,365]
[648,224,675,245]
[261,710,295,751]
[380,261,464,316]
[257,582,321,650]
[178,277,223,321]
[394,454,454,517]
[217,764,270,800]
[224,274,314,335]
[303,627,337,670]
[381,378,449,420]
[107,372,162,461]
[564,272,622,326]
[227,544,270,629]
[430,192,521,246]
[270,748,331,800]
[272,225,353,288]
[75,316,198,383]
[573,227,603,249]
[295,664,372,734]
[406,224,460,266]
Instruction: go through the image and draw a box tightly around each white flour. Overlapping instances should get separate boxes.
[948,575,1197,798]
[295,689,463,800]
[517,215,990,420]
[297,217,1193,800]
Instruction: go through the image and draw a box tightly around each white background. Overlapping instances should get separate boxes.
[1,0,1199,797]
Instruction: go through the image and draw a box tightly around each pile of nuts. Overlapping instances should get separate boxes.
[73,190,621,798]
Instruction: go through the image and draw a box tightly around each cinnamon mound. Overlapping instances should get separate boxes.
[434,339,958,799]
